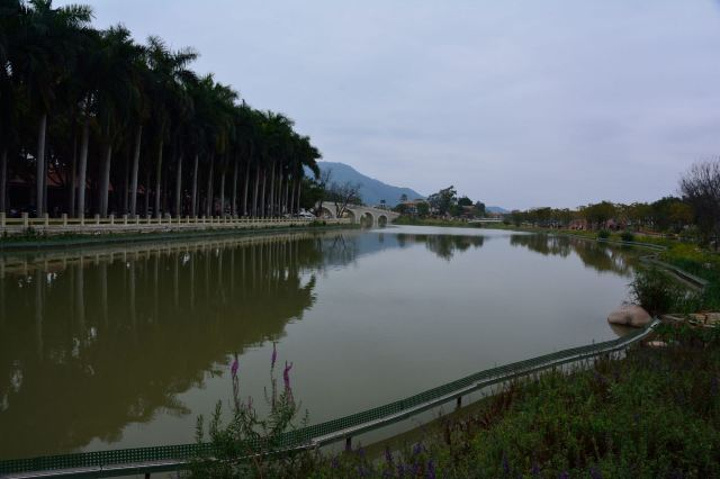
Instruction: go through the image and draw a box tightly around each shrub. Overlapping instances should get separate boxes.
[597,229,611,239]
[620,230,635,242]
[629,267,700,316]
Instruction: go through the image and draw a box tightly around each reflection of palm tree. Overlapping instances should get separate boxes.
[0,234,331,458]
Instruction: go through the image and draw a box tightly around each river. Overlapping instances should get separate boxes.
[0,226,638,459]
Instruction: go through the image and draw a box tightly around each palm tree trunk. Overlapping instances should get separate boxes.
[206,154,215,217]
[296,180,302,214]
[77,117,90,219]
[268,161,275,217]
[99,143,113,217]
[36,113,47,216]
[122,149,129,214]
[284,174,290,215]
[144,169,151,216]
[175,153,183,216]
[231,158,238,217]
[69,134,77,216]
[260,167,267,217]
[243,161,250,216]
[252,165,260,216]
[154,140,163,218]
[191,153,199,217]
[0,148,7,214]
[220,169,226,217]
[289,179,296,216]
[129,125,142,217]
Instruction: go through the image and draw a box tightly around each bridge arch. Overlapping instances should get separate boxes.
[377,215,388,227]
[360,211,374,228]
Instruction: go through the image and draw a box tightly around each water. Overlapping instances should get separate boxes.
[0,226,638,459]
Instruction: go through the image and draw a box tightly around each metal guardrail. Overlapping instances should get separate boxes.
[0,320,659,479]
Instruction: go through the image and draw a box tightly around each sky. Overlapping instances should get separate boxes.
[58,0,720,210]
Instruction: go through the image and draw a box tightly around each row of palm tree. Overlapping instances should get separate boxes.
[0,0,322,218]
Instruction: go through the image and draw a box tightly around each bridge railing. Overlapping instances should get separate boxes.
[0,320,659,479]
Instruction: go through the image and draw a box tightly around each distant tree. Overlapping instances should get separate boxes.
[582,201,617,229]
[457,196,473,207]
[427,185,457,215]
[393,203,409,215]
[680,159,720,246]
[474,201,486,217]
[416,202,429,217]
[325,180,362,217]
[399,193,408,203]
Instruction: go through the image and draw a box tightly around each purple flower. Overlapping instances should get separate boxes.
[502,454,510,475]
[413,442,424,456]
[384,447,394,464]
[559,472,570,479]
[590,467,603,479]
[426,459,436,479]
[271,342,277,369]
[230,355,239,379]
[283,361,294,391]
[711,377,719,397]
[531,462,541,476]
[331,456,339,469]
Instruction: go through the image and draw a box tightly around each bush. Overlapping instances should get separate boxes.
[629,267,699,316]
[597,229,611,239]
[620,230,635,242]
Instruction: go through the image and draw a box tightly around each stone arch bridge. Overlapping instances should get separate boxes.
[319,202,399,227]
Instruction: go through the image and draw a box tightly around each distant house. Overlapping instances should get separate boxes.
[400,199,429,215]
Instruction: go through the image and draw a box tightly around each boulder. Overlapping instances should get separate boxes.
[607,305,652,328]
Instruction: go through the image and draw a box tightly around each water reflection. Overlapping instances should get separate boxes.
[0,234,332,458]
[509,234,634,276]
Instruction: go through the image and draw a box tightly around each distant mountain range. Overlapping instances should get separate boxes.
[311,161,510,212]
[316,161,425,207]
[486,206,510,214]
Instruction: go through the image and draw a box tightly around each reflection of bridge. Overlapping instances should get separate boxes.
[319,202,399,227]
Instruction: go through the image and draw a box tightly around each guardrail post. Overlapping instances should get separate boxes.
[22,212,28,227]
[109,214,115,225]
[94,214,100,225]
[61,213,67,226]
[43,213,49,226]
[80,214,85,226]
[1,212,6,228]
[345,437,352,451]
[123,214,128,225]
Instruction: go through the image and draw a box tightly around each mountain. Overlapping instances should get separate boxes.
[486,206,510,214]
[317,161,425,207]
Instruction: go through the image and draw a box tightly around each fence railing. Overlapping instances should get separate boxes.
[0,212,351,231]
[0,320,659,479]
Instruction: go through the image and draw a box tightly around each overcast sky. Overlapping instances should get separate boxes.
[60,0,720,209]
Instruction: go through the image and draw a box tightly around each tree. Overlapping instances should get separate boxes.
[457,196,473,207]
[427,185,457,216]
[325,180,362,218]
[680,159,720,247]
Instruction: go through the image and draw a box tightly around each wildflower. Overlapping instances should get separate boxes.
[502,454,510,475]
[283,361,294,390]
[413,442,424,456]
[590,467,603,479]
[230,354,239,379]
[559,472,570,479]
[331,455,340,469]
[427,459,436,479]
[711,376,719,397]
[384,446,394,464]
[531,462,541,476]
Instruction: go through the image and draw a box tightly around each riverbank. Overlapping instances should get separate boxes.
[0,220,357,252]
[392,217,483,228]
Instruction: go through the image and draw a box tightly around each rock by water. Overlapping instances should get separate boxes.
[608,305,652,328]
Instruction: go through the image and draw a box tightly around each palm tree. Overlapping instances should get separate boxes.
[146,36,196,218]
[94,26,144,217]
[14,0,92,216]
